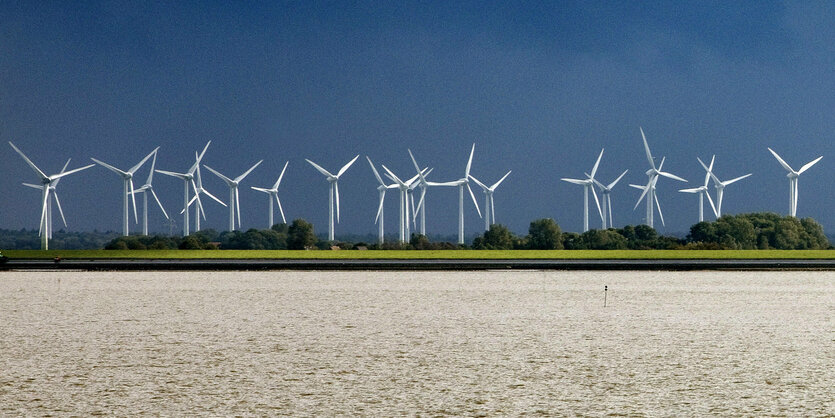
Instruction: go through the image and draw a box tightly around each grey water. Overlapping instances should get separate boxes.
[0,271,832,415]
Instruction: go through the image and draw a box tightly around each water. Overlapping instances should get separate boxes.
[0,271,832,415]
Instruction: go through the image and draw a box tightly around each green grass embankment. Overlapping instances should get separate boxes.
[3,249,834,260]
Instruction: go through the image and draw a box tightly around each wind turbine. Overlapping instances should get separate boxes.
[155,141,211,236]
[185,157,227,232]
[23,159,70,240]
[679,156,718,223]
[9,142,94,250]
[251,161,290,228]
[633,127,687,228]
[91,147,159,236]
[366,157,399,245]
[407,149,458,236]
[697,156,751,218]
[767,148,822,217]
[588,169,628,229]
[444,144,482,244]
[130,151,169,235]
[380,164,428,243]
[468,170,511,231]
[203,159,263,231]
[561,149,604,232]
[306,155,360,241]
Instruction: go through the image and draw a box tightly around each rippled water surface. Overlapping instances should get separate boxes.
[1,271,832,415]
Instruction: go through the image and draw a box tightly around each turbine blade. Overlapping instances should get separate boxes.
[91,158,128,176]
[275,194,286,224]
[608,170,628,189]
[561,178,587,185]
[375,190,385,224]
[51,159,71,187]
[203,165,234,186]
[590,148,604,178]
[22,183,41,189]
[724,173,752,185]
[414,188,426,217]
[705,190,718,218]
[679,188,701,193]
[407,149,426,181]
[633,181,651,210]
[39,188,50,236]
[590,185,604,223]
[366,156,386,185]
[658,171,688,182]
[128,147,159,174]
[130,179,138,223]
[491,195,496,224]
[640,127,655,169]
[767,147,795,172]
[274,161,289,189]
[9,142,48,180]
[491,170,512,189]
[798,156,823,174]
[306,159,335,178]
[49,164,95,180]
[607,194,613,227]
[654,193,665,226]
[235,160,263,183]
[468,174,488,191]
[380,164,404,185]
[337,155,359,178]
[465,143,475,176]
[467,183,482,218]
[155,169,187,179]
[202,188,227,207]
[251,187,270,193]
[146,152,157,184]
[53,192,67,228]
[150,189,169,219]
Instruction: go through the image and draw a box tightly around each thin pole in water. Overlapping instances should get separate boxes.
[604,285,608,307]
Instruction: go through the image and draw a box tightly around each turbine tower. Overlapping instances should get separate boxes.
[91,147,159,236]
[203,159,263,231]
[697,156,751,217]
[633,127,687,228]
[251,161,289,228]
[679,156,718,223]
[130,151,169,235]
[588,169,628,229]
[767,148,822,217]
[9,142,94,250]
[561,149,605,232]
[155,141,211,236]
[468,170,512,231]
[306,155,360,241]
[366,157,398,245]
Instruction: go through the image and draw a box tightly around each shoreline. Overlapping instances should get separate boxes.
[4,258,835,271]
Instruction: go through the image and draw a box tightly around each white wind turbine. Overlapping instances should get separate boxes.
[442,144,482,244]
[767,148,822,217]
[380,164,428,243]
[184,158,227,232]
[679,156,718,223]
[561,149,604,232]
[407,149,458,236]
[23,159,70,240]
[633,127,687,228]
[251,161,289,228]
[155,141,212,236]
[130,151,169,235]
[366,157,399,245]
[203,160,263,232]
[306,155,360,241]
[91,147,159,236]
[468,170,511,231]
[588,169,628,229]
[9,142,94,250]
[697,156,751,218]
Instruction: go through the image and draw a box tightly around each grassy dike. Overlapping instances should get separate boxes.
[3,249,835,260]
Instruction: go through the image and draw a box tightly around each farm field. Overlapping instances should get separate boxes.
[3,249,835,260]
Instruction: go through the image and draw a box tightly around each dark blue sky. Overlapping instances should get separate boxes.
[1,1,833,236]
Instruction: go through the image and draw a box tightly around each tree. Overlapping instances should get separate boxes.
[527,218,563,250]
[287,219,316,250]
[473,224,516,250]
[581,229,628,249]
